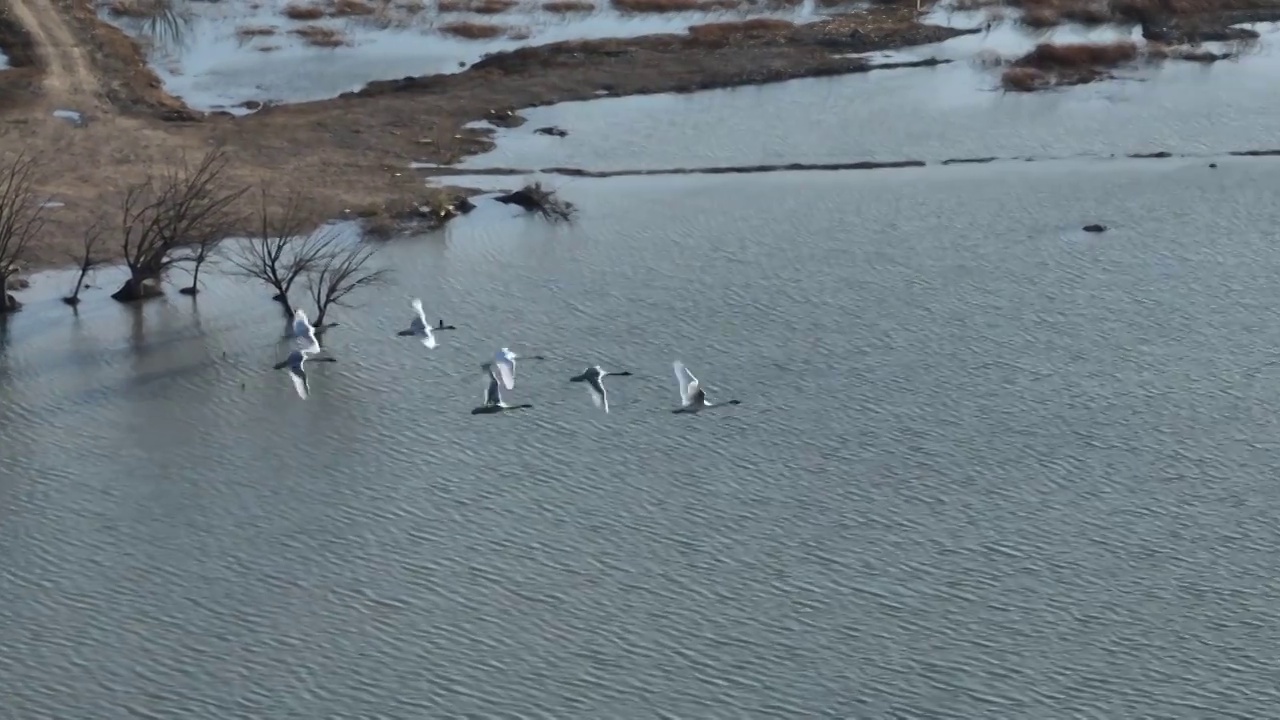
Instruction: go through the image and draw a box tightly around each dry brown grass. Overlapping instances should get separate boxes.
[1014,40,1138,69]
[1000,66,1048,90]
[686,18,795,41]
[999,41,1137,91]
[236,25,278,38]
[284,2,327,19]
[439,20,509,37]
[438,0,518,12]
[541,0,595,10]
[612,0,740,11]
[291,24,348,46]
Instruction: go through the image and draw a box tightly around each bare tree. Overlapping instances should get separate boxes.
[63,219,107,307]
[0,153,47,313]
[114,148,248,302]
[307,241,389,330]
[226,189,341,315]
[176,227,227,296]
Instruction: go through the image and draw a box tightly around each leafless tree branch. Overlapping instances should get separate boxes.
[63,217,107,307]
[114,148,249,302]
[307,241,390,328]
[0,152,47,312]
[226,188,342,315]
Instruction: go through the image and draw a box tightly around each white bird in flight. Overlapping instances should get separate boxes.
[671,360,740,414]
[471,369,534,415]
[479,348,547,390]
[569,365,634,413]
[396,298,456,348]
[274,347,336,400]
[293,308,320,354]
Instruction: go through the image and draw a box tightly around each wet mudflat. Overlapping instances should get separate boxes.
[5,156,1280,716]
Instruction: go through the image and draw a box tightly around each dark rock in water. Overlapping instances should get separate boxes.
[453,196,477,214]
[1130,151,1172,159]
[239,100,263,110]
[5,275,29,291]
[1209,163,1218,168]
[179,286,199,296]
[534,126,568,138]
[495,183,575,221]
[495,189,543,212]
[111,277,164,303]
[1083,224,1109,233]
[1,293,21,313]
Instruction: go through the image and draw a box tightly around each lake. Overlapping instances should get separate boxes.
[5,155,1280,716]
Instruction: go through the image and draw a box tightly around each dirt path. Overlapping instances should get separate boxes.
[5,0,100,108]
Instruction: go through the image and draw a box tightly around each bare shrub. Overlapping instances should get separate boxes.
[113,149,249,303]
[63,219,106,307]
[291,24,348,46]
[306,242,389,329]
[0,153,46,313]
[227,190,342,315]
[439,20,508,38]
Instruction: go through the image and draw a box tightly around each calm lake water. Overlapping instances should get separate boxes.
[5,155,1280,716]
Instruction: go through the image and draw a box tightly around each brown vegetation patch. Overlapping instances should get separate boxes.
[439,20,509,37]
[291,24,348,46]
[612,0,741,12]
[542,0,595,10]
[1000,40,1137,90]
[236,25,278,38]
[687,18,796,42]
[439,0,518,12]
[283,2,327,19]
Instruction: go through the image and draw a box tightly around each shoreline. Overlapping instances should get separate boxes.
[0,0,1272,278]
[0,0,974,273]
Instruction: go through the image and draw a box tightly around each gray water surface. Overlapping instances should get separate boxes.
[5,157,1280,716]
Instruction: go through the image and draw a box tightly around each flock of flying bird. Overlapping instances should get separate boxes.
[273,298,743,415]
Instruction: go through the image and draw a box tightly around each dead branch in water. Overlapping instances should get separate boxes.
[63,218,107,307]
[495,182,575,221]
[0,153,47,313]
[226,189,342,315]
[114,148,248,303]
[307,241,390,328]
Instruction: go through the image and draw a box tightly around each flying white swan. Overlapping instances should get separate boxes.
[569,365,633,413]
[293,308,320,354]
[471,369,534,415]
[672,360,740,414]
[478,348,548,390]
[396,298,457,348]
[274,347,336,400]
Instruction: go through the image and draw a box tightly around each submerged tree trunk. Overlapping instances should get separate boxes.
[111,275,164,303]
[180,261,204,296]
[1,292,20,313]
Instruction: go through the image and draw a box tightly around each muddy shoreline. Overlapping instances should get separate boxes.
[0,0,1274,277]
